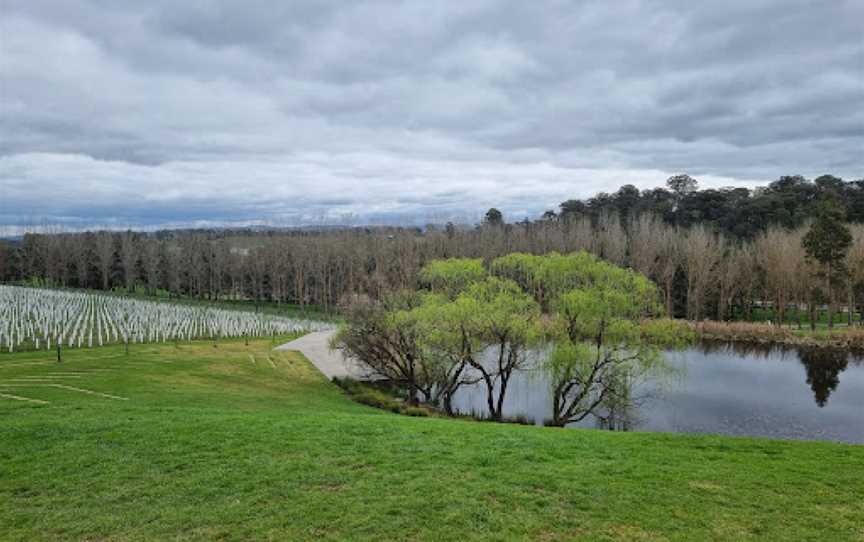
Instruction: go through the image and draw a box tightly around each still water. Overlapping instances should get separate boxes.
[449,342,864,444]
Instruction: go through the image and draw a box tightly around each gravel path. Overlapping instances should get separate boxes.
[275,330,375,381]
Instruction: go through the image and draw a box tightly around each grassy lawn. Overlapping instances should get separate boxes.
[1,339,862,541]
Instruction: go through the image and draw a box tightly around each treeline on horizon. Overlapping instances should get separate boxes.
[0,173,863,324]
[545,173,864,238]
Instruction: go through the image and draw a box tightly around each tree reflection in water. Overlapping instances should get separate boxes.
[798,347,849,407]
[589,368,661,432]
[697,339,856,408]
[453,340,862,438]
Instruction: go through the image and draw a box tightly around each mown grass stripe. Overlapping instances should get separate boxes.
[0,392,49,404]
[47,384,129,401]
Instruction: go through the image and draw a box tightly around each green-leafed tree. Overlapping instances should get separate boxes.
[543,261,689,426]
[413,276,542,420]
[803,196,853,329]
[338,252,691,424]
[491,251,660,312]
[411,292,481,414]
[483,208,504,227]
[460,277,542,420]
[418,258,487,298]
[333,290,434,405]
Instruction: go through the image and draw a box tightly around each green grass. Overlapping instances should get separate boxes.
[1,340,862,541]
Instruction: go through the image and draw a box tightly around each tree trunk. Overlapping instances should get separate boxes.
[496,373,510,421]
[484,373,498,421]
[777,292,785,327]
[664,277,674,318]
[551,381,566,427]
[827,262,834,330]
[407,381,418,406]
[809,301,817,331]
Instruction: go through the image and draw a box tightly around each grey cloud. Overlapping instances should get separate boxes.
[0,0,861,228]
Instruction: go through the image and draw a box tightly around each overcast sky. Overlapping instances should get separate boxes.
[1,0,862,230]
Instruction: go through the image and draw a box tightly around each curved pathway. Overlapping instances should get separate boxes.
[275,330,375,380]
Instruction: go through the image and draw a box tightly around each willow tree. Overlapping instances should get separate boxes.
[333,290,433,405]
[489,250,688,426]
[419,257,486,298]
[458,277,542,421]
[543,261,688,427]
[491,251,635,310]
[414,259,542,419]
[412,292,480,414]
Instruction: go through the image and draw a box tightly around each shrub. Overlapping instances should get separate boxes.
[334,376,441,417]
[332,376,365,395]
[400,406,430,417]
[351,389,402,412]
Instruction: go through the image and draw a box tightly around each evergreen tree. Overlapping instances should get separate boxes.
[483,208,504,227]
[803,196,852,329]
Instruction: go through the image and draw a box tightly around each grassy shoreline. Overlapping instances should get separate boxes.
[690,319,864,350]
[1,339,862,540]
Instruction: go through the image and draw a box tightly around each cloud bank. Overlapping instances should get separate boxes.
[1,0,861,229]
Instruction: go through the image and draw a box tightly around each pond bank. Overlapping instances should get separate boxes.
[689,320,864,351]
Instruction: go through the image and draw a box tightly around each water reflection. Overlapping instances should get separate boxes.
[697,340,857,408]
[799,348,849,407]
[449,341,864,443]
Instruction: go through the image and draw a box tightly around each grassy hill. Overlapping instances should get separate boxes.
[1,339,862,541]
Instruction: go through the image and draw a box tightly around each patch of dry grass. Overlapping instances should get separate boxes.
[690,320,864,349]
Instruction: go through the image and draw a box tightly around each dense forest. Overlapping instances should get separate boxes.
[549,174,864,238]
[1,174,863,324]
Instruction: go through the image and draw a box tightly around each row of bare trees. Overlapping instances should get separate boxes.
[4,216,864,324]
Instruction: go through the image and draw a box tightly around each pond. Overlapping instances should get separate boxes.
[449,342,864,444]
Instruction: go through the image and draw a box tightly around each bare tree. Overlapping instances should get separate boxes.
[119,231,138,290]
[847,225,864,325]
[628,214,665,280]
[95,232,116,290]
[651,225,681,317]
[10,214,862,328]
[716,244,744,321]
[596,212,627,266]
[682,225,723,320]
[141,238,162,294]
[70,233,93,288]
[733,244,761,321]
[755,227,804,325]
